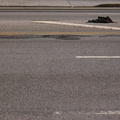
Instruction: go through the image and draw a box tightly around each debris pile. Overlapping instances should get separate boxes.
[88,16,113,23]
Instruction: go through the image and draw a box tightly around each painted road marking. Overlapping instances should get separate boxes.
[32,21,120,31]
[76,56,120,58]
[54,111,120,115]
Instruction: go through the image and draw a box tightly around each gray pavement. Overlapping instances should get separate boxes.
[0,10,120,120]
[0,10,120,34]
[0,36,120,120]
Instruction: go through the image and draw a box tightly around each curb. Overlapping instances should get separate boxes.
[0,6,120,10]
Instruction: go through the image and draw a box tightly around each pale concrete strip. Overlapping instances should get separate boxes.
[76,56,120,58]
[0,32,120,36]
[0,0,40,6]
[0,0,119,7]
[32,21,120,31]
[39,0,70,6]
[0,0,70,6]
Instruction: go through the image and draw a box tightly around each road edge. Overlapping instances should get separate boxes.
[0,6,120,10]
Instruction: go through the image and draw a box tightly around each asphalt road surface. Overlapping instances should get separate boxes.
[0,9,120,120]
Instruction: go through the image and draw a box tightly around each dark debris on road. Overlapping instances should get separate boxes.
[88,16,114,23]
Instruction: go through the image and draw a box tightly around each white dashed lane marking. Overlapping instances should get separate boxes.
[76,56,120,59]
[54,111,120,115]
[32,21,120,31]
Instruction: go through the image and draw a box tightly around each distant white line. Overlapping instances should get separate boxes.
[54,111,61,115]
[54,111,120,115]
[86,111,120,115]
[32,21,120,31]
[76,56,120,58]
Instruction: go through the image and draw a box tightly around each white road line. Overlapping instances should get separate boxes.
[54,111,61,115]
[76,56,120,58]
[86,111,120,115]
[32,21,120,31]
[54,111,120,115]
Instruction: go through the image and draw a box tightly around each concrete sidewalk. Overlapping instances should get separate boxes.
[0,0,120,7]
[0,0,70,6]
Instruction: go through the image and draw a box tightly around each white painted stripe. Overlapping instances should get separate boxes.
[76,56,120,58]
[32,21,120,31]
[54,111,120,115]
[54,111,61,115]
[86,111,120,115]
